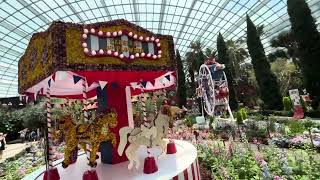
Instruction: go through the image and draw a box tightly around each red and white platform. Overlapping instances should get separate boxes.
[23,140,201,180]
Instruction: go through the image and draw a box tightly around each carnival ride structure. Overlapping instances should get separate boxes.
[19,19,200,180]
[197,58,234,121]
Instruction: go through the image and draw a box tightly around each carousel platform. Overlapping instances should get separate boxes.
[23,140,200,180]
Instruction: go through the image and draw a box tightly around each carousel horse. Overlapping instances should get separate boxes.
[117,108,170,170]
[58,111,117,168]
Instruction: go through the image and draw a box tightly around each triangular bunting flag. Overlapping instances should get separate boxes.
[57,71,68,81]
[48,79,52,87]
[151,79,156,87]
[73,75,82,84]
[99,81,108,89]
[130,82,140,89]
[52,73,56,82]
[141,81,147,88]
[111,82,118,89]
[146,81,154,89]
[165,75,170,81]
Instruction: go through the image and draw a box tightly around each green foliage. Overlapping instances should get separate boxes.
[186,40,206,98]
[21,104,46,130]
[236,108,247,124]
[283,96,293,111]
[0,108,24,134]
[184,115,196,127]
[246,15,282,110]
[209,116,215,127]
[267,49,288,62]
[285,120,305,136]
[217,33,239,110]
[197,144,261,179]
[271,59,303,96]
[303,118,315,130]
[287,0,320,107]
[176,50,187,107]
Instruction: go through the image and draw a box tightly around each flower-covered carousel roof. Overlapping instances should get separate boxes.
[0,0,320,97]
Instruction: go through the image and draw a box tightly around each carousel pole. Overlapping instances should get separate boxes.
[141,93,148,126]
[153,93,158,116]
[163,88,177,154]
[140,85,158,174]
[82,77,99,180]
[82,78,89,123]
[43,85,60,180]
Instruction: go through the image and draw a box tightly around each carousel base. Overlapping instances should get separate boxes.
[23,140,201,180]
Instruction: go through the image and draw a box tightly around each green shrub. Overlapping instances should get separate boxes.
[283,96,292,111]
[236,108,247,124]
[286,120,305,136]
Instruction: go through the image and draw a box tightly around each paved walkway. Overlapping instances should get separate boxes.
[0,142,34,163]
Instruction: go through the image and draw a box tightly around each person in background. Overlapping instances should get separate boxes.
[19,128,28,143]
[0,133,6,160]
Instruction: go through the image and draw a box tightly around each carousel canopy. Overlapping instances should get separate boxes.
[18,20,176,98]
[1,0,320,97]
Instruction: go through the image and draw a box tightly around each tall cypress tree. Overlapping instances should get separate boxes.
[176,50,187,108]
[287,0,320,109]
[246,15,282,110]
[217,33,239,110]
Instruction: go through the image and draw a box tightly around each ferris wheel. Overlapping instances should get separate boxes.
[197,63,234,120]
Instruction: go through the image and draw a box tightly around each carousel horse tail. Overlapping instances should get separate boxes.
[117,127,133,156]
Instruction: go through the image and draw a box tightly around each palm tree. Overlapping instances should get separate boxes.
[185,40,206,96]
[226,40,249,80]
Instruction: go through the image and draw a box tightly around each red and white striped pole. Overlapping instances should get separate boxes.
[46,87,54,168]
[153,93,158,116]
[43,85,60,180]
[141,93,148,126]
[82,78,88,123]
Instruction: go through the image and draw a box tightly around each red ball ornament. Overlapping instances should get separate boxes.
[143,156,158,174]
[82,169,98,180]
[167,141,177,154]
[43,168,60,180]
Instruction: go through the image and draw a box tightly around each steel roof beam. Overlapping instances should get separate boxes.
[175,0,198,44]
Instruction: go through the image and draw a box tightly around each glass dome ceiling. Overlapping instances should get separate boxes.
[0,0,320,97]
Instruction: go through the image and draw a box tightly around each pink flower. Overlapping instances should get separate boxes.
[274,176,281,180]
[291,136,304,143]
[18,167,27,175]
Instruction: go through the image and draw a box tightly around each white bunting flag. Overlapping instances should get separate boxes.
[130,82,141,90]
[146,81,154,89]
[98,81,108,89]
[57,71,68,81]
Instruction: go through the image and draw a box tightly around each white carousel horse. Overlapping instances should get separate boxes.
[117,111,170,170]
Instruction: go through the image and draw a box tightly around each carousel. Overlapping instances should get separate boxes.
[19,19,201,180]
